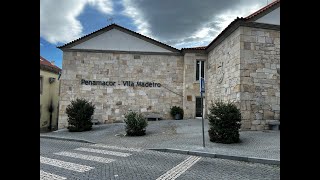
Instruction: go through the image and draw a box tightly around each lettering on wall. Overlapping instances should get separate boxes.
[81,79,161,87]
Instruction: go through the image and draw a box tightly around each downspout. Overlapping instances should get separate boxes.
[48,99,54,130]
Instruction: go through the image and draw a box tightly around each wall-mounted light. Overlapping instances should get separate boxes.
[58,71,61,80]
[49,77,56,84]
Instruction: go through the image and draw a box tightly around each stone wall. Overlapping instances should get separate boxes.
[206,26,280,130]
[57,25,280,130]
[206,28,242,118]
[58,52,184,128]
[239,26,280,130]
[183,53,207,118]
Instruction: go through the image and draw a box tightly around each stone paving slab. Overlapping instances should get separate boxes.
[41,119,280,161]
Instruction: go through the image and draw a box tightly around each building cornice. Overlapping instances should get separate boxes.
[63,48,183,56]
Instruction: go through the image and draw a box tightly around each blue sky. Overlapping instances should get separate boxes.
[40,0,269,68]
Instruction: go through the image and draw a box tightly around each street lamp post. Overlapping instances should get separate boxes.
[200,77,205,148]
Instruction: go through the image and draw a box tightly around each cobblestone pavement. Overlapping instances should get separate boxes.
[40,138,280,180]
[41,119,280,160]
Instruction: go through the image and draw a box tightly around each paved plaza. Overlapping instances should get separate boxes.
[41,119,280,161]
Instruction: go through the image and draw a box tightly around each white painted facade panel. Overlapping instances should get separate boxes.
[255,7,280,25]
[71,29,172,52]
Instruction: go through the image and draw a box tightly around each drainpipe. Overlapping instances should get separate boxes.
[48,100,54,131]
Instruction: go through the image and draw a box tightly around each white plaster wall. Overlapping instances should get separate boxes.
[255,7,280,25]
[71,29,172,53]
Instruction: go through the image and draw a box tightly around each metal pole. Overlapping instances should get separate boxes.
[201,91,205,147]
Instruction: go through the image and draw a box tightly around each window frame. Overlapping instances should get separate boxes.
[196,60,205,81]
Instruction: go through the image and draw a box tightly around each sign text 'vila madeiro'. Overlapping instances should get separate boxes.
[81,79,161,87]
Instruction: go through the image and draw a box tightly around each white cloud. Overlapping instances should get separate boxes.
[41,0,267,49]
[118,0,267,49]
[40,43,44,46]
[214,4,262,30]
[88,0,113,14]
[180,3,264,48]
[40,0,113,44]
[193,27,211,39]
[121,0,152,37]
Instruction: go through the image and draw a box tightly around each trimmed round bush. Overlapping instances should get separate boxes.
[170,106,184,119]
[124,111,148,136]
[208,101,241,144]
[66,98,95,132]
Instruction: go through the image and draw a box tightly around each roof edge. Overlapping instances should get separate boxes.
[62,48,183,56]
[57,24,180,53]
[245,0,280,22]
[205,17,244,52]
[205,19,280,52]
[181,49,207,55]
[40,64,61,74]
[40,56,61,71]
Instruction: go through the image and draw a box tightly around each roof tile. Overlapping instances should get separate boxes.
[40,56,61,73]
[182,46,207,50]
[245,0,280,20]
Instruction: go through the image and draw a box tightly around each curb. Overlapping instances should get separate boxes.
[148,148,280,166]
[40,135,96,144]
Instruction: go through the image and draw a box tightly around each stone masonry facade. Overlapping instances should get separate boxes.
[183,53,207,119]
[206,28,242,126]
[58,24,279,130]
[58,52,184,128]
[239,27,280,130]
[206,26,280,130]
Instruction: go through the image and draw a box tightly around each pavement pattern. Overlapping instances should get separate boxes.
[41,119,280,160]
[40,138,280,180]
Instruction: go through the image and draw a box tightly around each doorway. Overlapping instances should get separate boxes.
[195,97,202,117]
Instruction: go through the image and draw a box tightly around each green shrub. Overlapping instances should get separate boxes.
[124,111,148,136]
[66,98,95,132]
[170,106,184,119]
[208,101,241,144]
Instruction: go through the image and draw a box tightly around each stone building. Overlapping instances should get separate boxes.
[57,0,280,130]
[40,56,61,131]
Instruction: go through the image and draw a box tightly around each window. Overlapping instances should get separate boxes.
[134,55,140,59]
[40,76,43,94]
[196,60,204,81]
